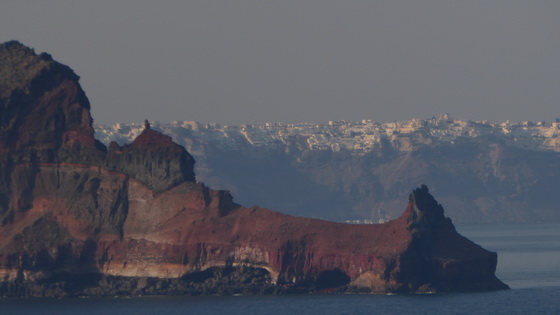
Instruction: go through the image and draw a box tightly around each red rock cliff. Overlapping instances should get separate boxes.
[0,41,508,297]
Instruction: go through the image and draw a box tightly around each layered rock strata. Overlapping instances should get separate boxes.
[0,41,508,297]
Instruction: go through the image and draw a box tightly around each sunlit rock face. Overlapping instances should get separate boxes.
[0,41,508,297]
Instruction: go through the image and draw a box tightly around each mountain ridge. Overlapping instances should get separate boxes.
[96,115,560,154]
[96,119,560,224]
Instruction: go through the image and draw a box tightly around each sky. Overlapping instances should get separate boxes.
[1,1,559,126]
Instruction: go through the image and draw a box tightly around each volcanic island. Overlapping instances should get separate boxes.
[0,41,508,297]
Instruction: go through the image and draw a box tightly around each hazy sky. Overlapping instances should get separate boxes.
[1,1,559,125]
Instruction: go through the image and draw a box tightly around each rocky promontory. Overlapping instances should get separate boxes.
[0,41,508,297]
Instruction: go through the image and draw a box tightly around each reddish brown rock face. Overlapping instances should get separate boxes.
[0,41,508,297]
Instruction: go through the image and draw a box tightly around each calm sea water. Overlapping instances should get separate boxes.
[1,224,559,314]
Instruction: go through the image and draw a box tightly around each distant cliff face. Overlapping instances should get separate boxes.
[0,41,508,297]
[96,121,560,224]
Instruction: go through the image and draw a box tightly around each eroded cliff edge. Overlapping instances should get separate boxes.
[0,41,508,297]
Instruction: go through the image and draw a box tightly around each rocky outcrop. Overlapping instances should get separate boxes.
[105,122,196,193]
[0,41,508,297]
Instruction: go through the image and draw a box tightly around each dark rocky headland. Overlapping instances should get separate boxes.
[0,41,508,297]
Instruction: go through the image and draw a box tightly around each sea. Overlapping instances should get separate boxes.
[1,224,559,315]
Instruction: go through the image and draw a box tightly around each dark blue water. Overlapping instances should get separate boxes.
[1,224,559,314]
[459,223,560,290]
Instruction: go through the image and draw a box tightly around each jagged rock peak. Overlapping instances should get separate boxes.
[407,185,449,231]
